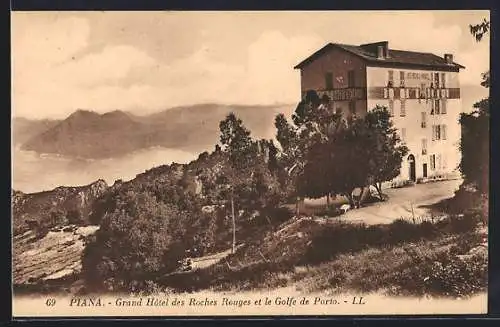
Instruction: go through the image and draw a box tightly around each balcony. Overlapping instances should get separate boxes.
[315,87,366,101]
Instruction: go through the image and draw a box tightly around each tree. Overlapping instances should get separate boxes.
[82,191,189,291]
[458,18,490,195]
[275,91,343,214]
[364,106,409,198]
[218,112,258,253]
[298,115,373,208]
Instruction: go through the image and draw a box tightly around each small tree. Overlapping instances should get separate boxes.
[364,106,409,198]
[218,112,258,253]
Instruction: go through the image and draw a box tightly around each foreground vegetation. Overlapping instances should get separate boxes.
[141,207,486,298]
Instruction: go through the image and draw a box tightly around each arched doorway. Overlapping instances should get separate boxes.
[408,154,416,182]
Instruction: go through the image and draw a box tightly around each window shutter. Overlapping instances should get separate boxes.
[415,88,420,99]
[437,154,442,170]
[389,88,394,99]
[443,155,447,169]
[389,100,394,116]
[400,100,406,117]
[442,99,447,114]
[383,88,388,99]
[431,126,436,141]
[442,125,447,140]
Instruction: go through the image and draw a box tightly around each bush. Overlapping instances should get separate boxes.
[391,252,487,297]
[81,191,193,291]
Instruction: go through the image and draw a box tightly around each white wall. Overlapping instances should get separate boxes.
[366,66,462,180]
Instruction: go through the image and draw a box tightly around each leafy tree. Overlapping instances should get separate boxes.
[82,191,188,291]
[364,106,409,198]
[218,112,258,253]
[470,18,490,42]
[275,91,344,213]
[458,18,490,195]
[298,115,372,207]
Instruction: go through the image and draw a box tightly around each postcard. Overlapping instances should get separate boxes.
[11,10,490,317]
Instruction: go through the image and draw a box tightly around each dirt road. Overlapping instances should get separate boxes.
[322,179,462,225]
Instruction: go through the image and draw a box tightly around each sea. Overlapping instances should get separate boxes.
[12,146,198,194]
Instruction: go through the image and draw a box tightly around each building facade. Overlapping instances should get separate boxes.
[294,41,465,182]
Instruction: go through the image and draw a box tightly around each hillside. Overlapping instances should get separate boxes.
[12,179,109,236]
[12,117,61,145]
[19,104,296,159]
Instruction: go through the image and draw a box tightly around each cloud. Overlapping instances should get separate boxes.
[12,11,490,119]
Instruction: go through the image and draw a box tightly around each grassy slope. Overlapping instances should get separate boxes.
[159,210,487,298]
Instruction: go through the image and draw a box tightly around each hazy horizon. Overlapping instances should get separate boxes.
[12,11,490,120]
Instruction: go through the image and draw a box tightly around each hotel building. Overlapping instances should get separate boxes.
[294,41,465,182]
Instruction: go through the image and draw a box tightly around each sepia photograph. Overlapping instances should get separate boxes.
[11,10,490,316]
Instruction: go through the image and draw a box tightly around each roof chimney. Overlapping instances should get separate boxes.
[444,53,453,64]
[377,46,384,59]
[361,41,389,59]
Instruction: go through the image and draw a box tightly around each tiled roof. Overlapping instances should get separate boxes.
[294,42,465,70]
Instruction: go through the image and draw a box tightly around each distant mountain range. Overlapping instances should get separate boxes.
[13,84,487,159]
[15,104,296,159]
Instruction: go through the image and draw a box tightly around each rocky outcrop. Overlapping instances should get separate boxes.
[12,179,109,236]
[13,224,99,294]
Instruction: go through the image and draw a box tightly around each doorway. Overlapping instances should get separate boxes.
[423,163,428,178]
[408,154,416,182]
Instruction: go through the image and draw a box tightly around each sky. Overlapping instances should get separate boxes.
[11,10,490,119]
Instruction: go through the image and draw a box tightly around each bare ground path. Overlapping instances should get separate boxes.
[335,179,462,225]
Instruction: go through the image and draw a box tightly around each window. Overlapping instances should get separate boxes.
[435,99,441,114]
[348,70,355,88]
[388,70,394,87]
[430,154,436,170]
[441,99,447,114]
[389,88,394,99]
[400,99,406,117]
[434,72,440,88]
[325,72,333,90]
[422,139,427,155]
[388,99,394,116]
[421,112,427,128]
[441,72,446,88]
[432,125,442,141]
[401,128,407,142]
[400,71,405,87]
[442,124,447,140]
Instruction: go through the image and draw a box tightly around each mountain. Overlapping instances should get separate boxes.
[12,117,61,145]
[19,104,296,159]
[17,84,486,159]
[21,109,155,158]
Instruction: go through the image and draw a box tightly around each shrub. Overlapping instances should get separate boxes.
[392,252,487,297]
